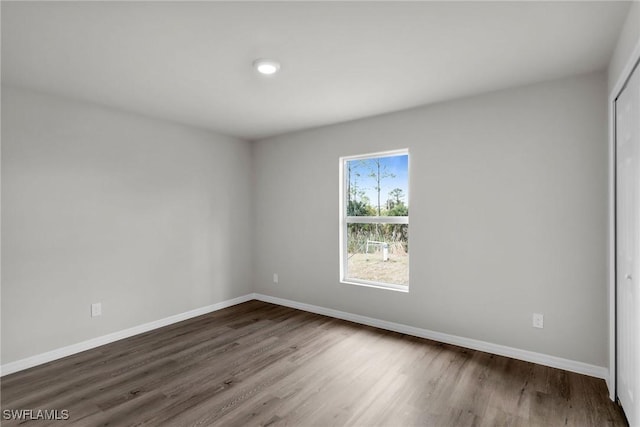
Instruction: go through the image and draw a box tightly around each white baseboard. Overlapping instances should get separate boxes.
[0,294,254,377]
[2,292,608,382]
[253,293,609,380]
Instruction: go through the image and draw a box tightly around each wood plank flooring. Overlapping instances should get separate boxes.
[1,300,627,426]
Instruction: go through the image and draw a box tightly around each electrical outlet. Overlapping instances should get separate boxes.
[91,302,102,317]
[532,313,543,328]
[273,273,279,284]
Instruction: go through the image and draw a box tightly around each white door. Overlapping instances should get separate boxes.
[617,61,640,427]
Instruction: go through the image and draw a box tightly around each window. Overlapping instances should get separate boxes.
[340,150,409,291]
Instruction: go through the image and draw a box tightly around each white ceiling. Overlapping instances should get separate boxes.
[1,1,631,140]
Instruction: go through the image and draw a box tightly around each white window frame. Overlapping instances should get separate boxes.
[339,149,409,292]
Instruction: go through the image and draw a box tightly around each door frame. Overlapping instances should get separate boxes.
[608,40,640,402]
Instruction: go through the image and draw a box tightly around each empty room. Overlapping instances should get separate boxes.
[2,1,640,426]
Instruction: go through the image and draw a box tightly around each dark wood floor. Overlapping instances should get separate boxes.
[1,300,627,426]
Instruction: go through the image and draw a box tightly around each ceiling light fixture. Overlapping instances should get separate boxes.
[253,59,280,75]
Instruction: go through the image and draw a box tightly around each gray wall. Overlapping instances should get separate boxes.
[1,86,253,364]
[608,0,640,92]
[252,72,608,366]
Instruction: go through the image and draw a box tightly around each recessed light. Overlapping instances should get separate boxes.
[253,59,280,75]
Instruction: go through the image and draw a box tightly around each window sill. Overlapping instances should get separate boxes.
[341,279,409,293]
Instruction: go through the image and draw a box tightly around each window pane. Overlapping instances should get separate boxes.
[345,155,409,217]
[346,223,409,286]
